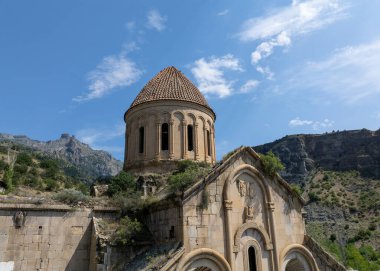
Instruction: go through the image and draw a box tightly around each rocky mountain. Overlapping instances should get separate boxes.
[254,129,380,184]
[0,133,122,180]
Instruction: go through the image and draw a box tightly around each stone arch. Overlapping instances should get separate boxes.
[176,248,231,271]
[160,111,171,122]
[280,245,318,271]
[223,164,271,203]
[187,113,196,123]
[243,239,263,271]
[233,222,273,252]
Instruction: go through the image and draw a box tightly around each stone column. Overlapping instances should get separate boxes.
[203,127,207,161]
[182,120,187,159]
[169,119,174,159]
[194,122,199,160]
[155,122,161,160]
[267,201,279,271]
[224,200,235,271]
[210,128,215,164]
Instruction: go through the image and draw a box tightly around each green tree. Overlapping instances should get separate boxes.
[108,171,135,196]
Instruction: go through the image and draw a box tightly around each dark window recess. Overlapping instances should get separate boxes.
[169,226,175,239]
[161,123,169,150]
[248,246,257,271]
[207,130,211,156]
[187,125,194,151]
[139,127,144,153]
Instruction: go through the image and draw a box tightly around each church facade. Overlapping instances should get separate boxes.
[123,67,346,271]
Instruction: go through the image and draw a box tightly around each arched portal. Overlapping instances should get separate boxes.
[176,248,231,271]
[280,245,318,271]
[285,258,306,271]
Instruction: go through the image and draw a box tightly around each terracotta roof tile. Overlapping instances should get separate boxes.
[129,66,213,113]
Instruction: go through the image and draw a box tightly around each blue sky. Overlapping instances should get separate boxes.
[1,0,380,160]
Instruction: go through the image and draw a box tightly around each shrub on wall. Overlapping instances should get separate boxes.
[168,160,210,193]
[111,216,142,245]
[259,151,285,177]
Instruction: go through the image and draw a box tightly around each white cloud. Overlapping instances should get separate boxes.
[190,55,243,98]
[289,40,380,103]
[238,0,348,75]
[73,54,142,102]
[289,117,313,126]
[147,10,167,31]
[217,9,229,16]
[289,117,334,130]
[256,66,274,80]
[125,21,135,31]
[76,124,125,153]
[240,80,260,93]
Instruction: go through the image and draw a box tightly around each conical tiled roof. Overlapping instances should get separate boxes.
[128,66,213,114]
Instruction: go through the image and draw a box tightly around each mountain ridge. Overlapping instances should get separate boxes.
[0,132,122,180]
[253,128,380,184]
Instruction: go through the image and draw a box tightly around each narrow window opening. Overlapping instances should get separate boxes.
[169,226,175,239]
[139,127,144,154]
[161,123,169,150]
[187,125,194,151]
[248,246,257,271]
[207,130,211,156]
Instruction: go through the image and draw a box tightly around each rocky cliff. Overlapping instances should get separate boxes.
[254,129,380,184]
[0,133,122,179]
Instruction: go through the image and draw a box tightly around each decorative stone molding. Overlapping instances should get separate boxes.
[243,240,263,271]
[233,222,273,252]
[245,206,254,222]
[279,244,319,271]
[176,248,231,271]
[224,200,233,210]
[238,179,247,197]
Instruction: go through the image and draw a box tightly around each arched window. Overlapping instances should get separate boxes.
[139,127,144,154]
[206,130,211,156]
[161,123,169,150]
[187,125,194,151]
[248,246,257,271]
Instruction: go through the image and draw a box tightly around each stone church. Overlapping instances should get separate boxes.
[122,66,346,271]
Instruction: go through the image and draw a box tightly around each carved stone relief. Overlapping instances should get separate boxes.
[238,179,247,197]
[13,211,25,228]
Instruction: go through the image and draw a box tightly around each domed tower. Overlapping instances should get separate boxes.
[123,66,216,171]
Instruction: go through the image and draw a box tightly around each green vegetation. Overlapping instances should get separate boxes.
[290,183,302,197]
[111,216,143,246]
[0,143,90,194]
[108,171,135,196]
[167,160,210,193]
[259,151,285,177]
[4,168,14,191]
[53,189,89,204]
[307,222,380,270]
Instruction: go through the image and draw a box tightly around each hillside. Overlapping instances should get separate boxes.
[254,129,380,268]
[0,133,122,180]
[254,129,380,185]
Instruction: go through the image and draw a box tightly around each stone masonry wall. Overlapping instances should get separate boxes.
[0,204,118,271]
